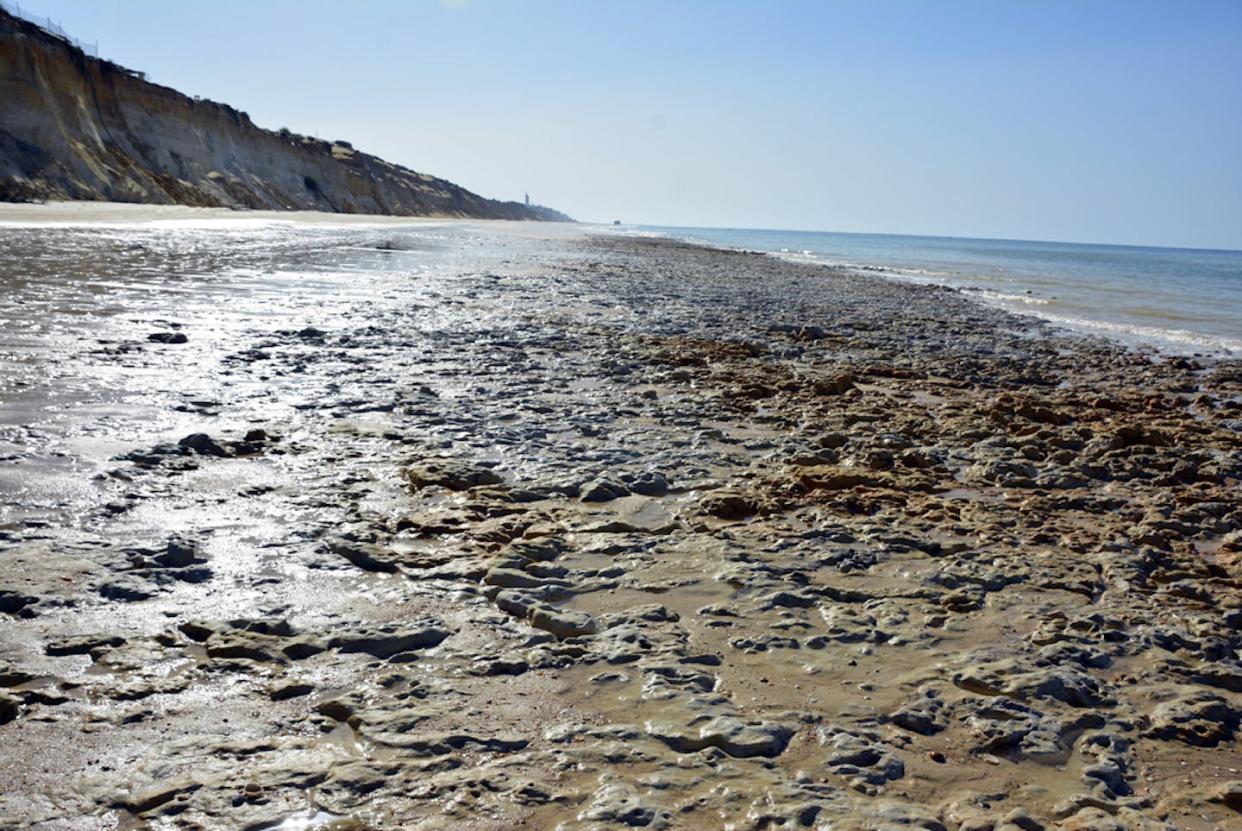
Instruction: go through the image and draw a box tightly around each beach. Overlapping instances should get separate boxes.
[1,204,1241,830]
[635,226,1242,358]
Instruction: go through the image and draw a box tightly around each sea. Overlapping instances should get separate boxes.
[630,226,1242,356]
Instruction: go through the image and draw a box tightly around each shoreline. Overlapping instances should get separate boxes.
[623,225,1242,359]
[9,200,1235,358]
[0,199,587,229]
[1,218,1240,828]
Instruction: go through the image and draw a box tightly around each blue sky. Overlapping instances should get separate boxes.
[18,0,1242,248]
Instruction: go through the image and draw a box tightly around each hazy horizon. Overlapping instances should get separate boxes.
[14,0,1242,249]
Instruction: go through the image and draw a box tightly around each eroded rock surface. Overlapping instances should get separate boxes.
[1,222,1240,829]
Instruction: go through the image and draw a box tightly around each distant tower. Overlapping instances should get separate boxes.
[524,192,530,206]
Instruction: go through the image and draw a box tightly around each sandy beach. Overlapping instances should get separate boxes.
[0,201,562,226]
[1,205,1241,830]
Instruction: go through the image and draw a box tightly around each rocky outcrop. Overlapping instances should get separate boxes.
[0,9,570,219]
[3,219,1242,827]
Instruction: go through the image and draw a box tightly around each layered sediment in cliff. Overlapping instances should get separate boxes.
[0,10,569,219]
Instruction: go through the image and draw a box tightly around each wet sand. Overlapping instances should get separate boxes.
[1,206,1241,830]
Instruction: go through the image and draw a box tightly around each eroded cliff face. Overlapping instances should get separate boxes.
[0,10,568,219]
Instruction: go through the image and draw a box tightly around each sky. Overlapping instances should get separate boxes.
[15,0,1242,248]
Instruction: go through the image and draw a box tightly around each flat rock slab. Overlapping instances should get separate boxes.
[646,715,794,758]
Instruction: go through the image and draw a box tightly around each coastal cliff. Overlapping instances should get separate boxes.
[0,9,569,219]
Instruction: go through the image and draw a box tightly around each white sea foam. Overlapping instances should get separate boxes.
[967,289,1052,306]
[818,260,1234,355]
[603,226,669,239]
[890,270,1240,355]
[1020,312,1241,353]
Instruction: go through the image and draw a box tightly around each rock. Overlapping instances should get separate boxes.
[328,539,397,573]
[820,726,906,786]
[0,590,37,617]
[583,782,672,828]
[580,479,630,502]
[646,715,793,758]
[205,635,284,663]
[316,697,357,722]
[626,471,670,497]
[177,432,227,457]
[795,467,881,492]
[1112,425,1172,448]
[1209,780,1242,811]
[115,780,201,814]
[404,460,503,491]
[1081,758,1129,797]
[506,538,568,562]
[762,587,820,610]
[589,625,655,664]
[1184,658,1242,693]
[177,621,215,642]
[45,635,125,657]
[493,589,542,619]
[97,578,155,602]
[510,782,561,806]
[147,332,188,344]
[361,723,529,755]
[0,692,18,724]
[1009,667,1109,708]
[699,489,759,520]
[1000,808,1046,830]
[814,372,855,395]
[483,567,553,590]
[282,640,325,660]
[960,693,1105,763]
[0,663,35,687]
[890,689,946,735]
[1145,690,1239,746]
[530,608,599,639]
[617,604,680,624]
[151,539,204,568]
[953,658,1108,707]
[470,656,529,676]
[328,623,450,659]
[270,682,314,701]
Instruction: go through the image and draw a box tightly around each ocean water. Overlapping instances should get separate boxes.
[633,226,1242,356]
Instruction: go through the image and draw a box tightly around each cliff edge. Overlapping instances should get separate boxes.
[0,9,570,220]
